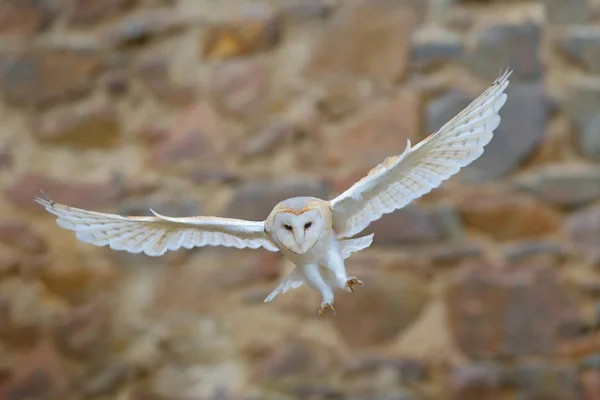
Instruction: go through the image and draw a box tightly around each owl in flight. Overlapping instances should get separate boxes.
[35,70,511,318]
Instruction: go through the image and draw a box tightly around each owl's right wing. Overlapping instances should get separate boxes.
[35,195,279,256]
[329,69,511,239]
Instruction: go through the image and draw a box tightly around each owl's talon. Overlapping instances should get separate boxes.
[317,303,335,319]
[347,277,364,293]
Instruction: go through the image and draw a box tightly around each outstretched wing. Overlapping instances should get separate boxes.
[329,69,512,239]
[35,195,279,256]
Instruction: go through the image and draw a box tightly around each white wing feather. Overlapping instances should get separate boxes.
[34,196,279,256]
[329,69,512,239]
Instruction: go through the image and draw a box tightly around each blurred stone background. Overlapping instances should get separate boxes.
[0,0,600,398]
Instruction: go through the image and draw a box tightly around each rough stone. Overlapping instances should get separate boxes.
[101,8,190,48]
[0,0,56,36]
[515,363,584,400]
[0,146,12,170]
[202,12,281,60]
[461,82,551,181]
[34,97,121,148]
[566,204,600,264]
[279,0,333,21]
[327,89,420,172]
[70,0,135,25]
[452,186,561,241]
[557,27,600,74]
[581,353,600,370]
[426,90,473,134]
[82,361,131,396]
[0,218,50,279]
[411,30,463,71]
[259,338,333,380]
[582,370,600,400]
[450,362,506,400]
[367,204,447,246]
[446,263,579,357]
[0,218,48,255]
[0,249,19,278]
[0,342,69,399]
[316,77,372,121]
[543,0,590,24]
[152,102,229,167]
[512,164,600,209]
[305,0,418,85]
[565,79,600,161]
[41,256,117,302]
[332,271,429,347]
[502,240,566,263]
[429,242,484,267]
[199,250,281,291]
[224,180,329,221]
[0,279,67,348]
[136,52,195,106]
[0,46,105,108]
[53,296,111,359]
[463,21,542,81]
[5,172,119,210]
[208,58,269,120]
[241,123,292,157]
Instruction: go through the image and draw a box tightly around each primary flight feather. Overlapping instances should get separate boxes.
[36,69,512,318]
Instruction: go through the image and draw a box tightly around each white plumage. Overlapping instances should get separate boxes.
[36,69,512,318]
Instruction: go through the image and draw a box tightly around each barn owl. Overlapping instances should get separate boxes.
[35,69,512,318]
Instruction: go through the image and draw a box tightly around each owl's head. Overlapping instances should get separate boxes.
[268,197,328,254]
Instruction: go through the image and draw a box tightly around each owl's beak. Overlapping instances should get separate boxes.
[292,230,308,254]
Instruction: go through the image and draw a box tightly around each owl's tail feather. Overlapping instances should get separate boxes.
[338,233,374,259]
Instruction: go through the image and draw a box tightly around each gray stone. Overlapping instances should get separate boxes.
[411,33,463,70]
[557,26,600,74]
[446,263,579,357]
[429,243,484,266]
[279,0,334,20]
[543,0,589,24]
[0,46,105,108]
[580,353,600,370]
[332,271,429,347]
[368,204,447,246]
[224,180,330,221]
[346,356,427,381]
[426,90,473,135]
[515,363,584,400]
[305,0,418,85]
[461,83,551,181]
[450,362,507,400]
[566,204,600,264]
[503,240,566,262]
[433,203,465,240]
[512,165,600,209]
[463,21,542,81]
[566,79,600,161]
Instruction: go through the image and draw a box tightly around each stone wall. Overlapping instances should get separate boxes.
[0,0,599,399]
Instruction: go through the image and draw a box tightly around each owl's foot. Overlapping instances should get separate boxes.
[347,276,364,293]
[317,302,336,319]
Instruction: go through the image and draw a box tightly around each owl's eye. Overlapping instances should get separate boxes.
[283,224,292,231]
[304,222,312,229]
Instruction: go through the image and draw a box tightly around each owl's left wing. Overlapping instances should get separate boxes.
[329,69,512,239]
[35,196,279,256]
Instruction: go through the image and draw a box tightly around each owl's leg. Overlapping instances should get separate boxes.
[302,263,335,319]
[325,248,363,293]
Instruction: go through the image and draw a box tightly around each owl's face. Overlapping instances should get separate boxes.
[272,209,323,254]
